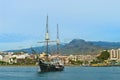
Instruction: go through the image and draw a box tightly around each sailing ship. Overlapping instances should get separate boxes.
[38,16,64,72]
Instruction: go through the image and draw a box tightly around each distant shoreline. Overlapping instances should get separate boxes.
[0,64,120,67]
[0,64,37,67]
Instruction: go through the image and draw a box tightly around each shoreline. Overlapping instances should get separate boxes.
[0,64,37,67]
[0,64,120,67]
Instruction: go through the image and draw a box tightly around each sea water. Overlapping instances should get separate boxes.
[0,66,120,80]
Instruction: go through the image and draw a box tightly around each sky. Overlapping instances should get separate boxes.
[0,0,120,51]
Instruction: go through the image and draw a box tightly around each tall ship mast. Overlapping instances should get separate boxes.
[56,24,60,54]
[38,16,64,72]
[45,15,49,55]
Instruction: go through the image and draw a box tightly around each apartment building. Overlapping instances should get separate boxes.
[108,49,120,60]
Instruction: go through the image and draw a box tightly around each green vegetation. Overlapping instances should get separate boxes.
[97,50,110,62]
[0,61,9,65]
[0,57,37,66]
[69,60,83,65]
[90,60,101,64]
[11,58,36,65]
[90,50,110,66]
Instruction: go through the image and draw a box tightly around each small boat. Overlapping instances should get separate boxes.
[38,16,64,72]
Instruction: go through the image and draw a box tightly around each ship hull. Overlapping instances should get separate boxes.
[39,60,64,72]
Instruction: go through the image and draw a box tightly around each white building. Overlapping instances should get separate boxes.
[2,55,11,63]
[68,54,96,61]
[0,55,3,60]
[108,49,120,60]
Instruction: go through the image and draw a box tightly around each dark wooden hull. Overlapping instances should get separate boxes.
[39,60,64,72]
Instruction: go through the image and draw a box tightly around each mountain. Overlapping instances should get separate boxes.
[89,41,120,49]
[61,39,103,55]
[6,44,65,54]
[6,39,120,55]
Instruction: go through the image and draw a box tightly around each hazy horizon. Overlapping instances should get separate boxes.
[0,0,120,51]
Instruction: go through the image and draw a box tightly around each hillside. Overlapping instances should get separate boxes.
[89,41,120,49]
[61,39,103,55]
[6,39,120,55]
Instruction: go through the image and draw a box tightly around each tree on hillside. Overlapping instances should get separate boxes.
[97,50,110,62]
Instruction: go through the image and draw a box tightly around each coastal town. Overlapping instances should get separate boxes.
[0,48,120,66]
